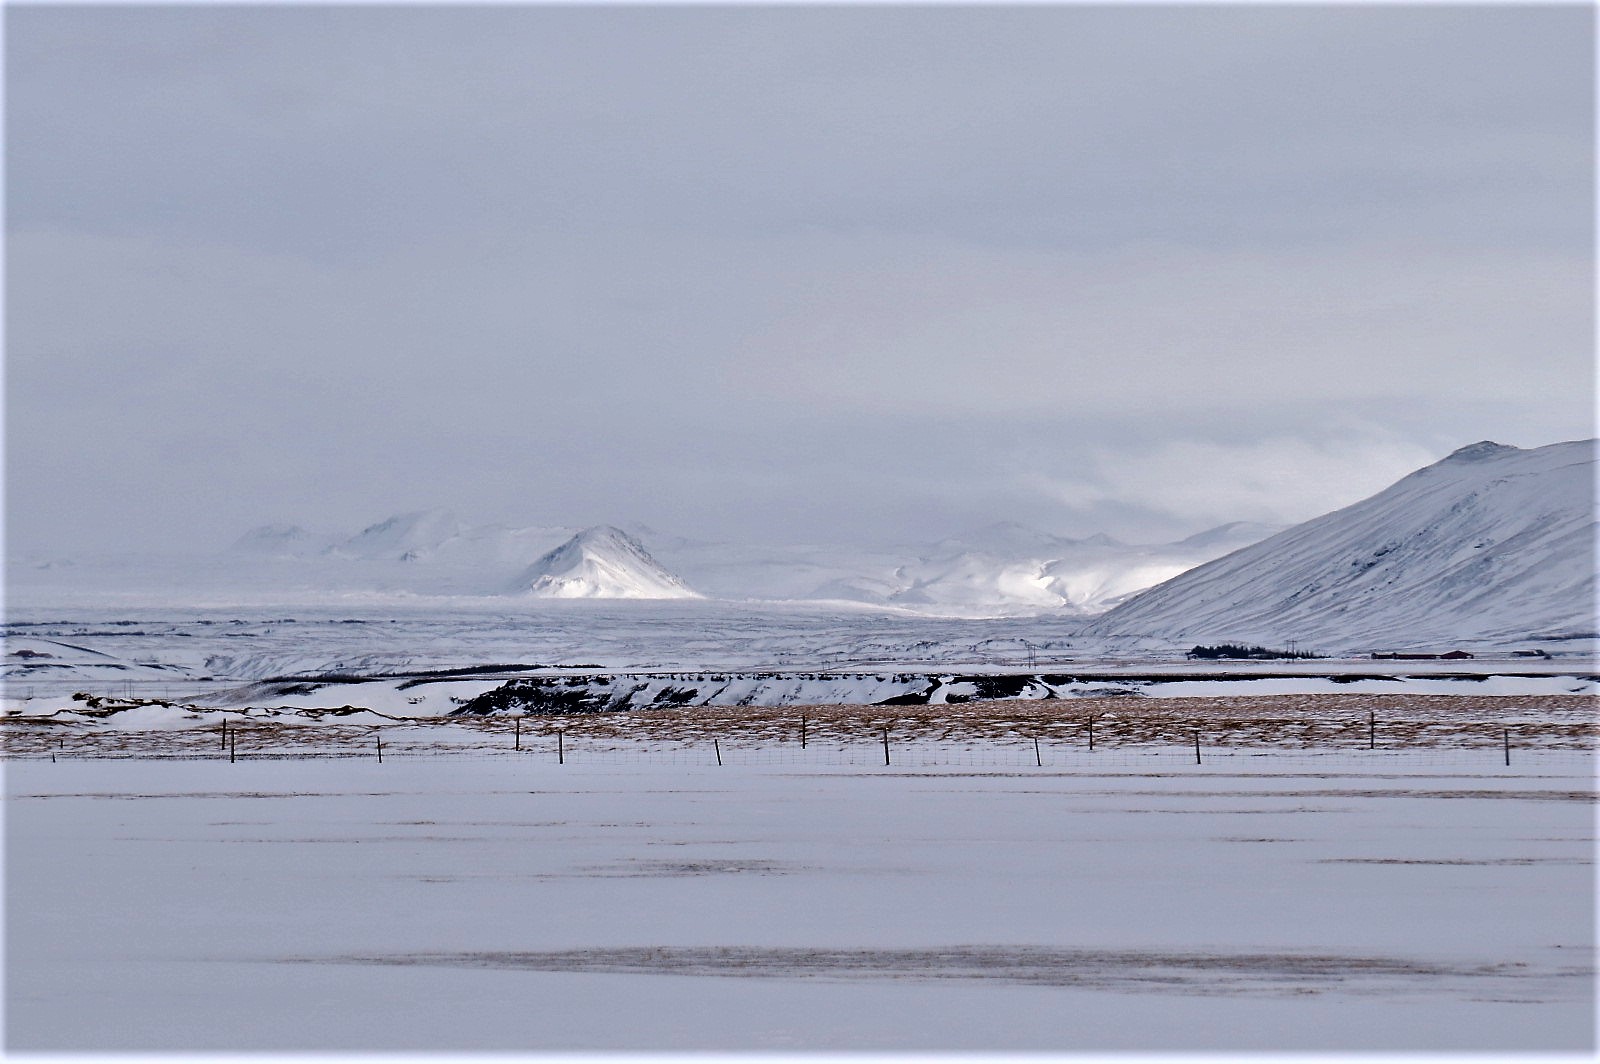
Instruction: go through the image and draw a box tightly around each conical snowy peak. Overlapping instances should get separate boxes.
[512,526,701,599]
[1084,438,1597,649]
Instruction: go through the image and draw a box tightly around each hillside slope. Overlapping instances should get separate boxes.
[1082,440,1597,650]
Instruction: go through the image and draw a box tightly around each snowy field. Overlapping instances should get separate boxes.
[5,602,1596,1054]
[4,604,1593,731]
[5,602,1592,698]
[3,602,1087,704]
[5,749,1595,1054]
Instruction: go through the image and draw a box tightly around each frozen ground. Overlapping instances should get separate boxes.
[3,604,1591,714]
[5,750,1595,1053]
[6,692,1596,760]
[5,601,1595,1053]
[2,602,1087,699]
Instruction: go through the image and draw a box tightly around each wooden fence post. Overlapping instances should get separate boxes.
[1035,737,1042,767]
[1503,727,1510,766]
[1087,716,1094,751]
[1193,730,1201,765]
[515,717,521,751]
[800,714,807,749]
[557,729,564,765]
[714,737,722,766]
[377,735,383,763]
[1369,710,1375,750]
[883,726,890,766]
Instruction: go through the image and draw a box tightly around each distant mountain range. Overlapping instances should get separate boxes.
[214,437,1596,645]
[1084,439,1596,650]
[228,511,1280,611]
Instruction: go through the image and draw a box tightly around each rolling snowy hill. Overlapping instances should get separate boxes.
[882,522,1279,615]
[511,526,701,599]
[647,521,1279,615]
[229,524,338,558]
[236,511,580,576]
[1082,440,1597,651]
[327,509,469,562]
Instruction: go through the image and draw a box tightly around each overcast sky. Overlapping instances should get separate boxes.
[6,4,1594,557]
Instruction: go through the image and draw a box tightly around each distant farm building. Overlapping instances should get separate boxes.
[1370,650,1475,660]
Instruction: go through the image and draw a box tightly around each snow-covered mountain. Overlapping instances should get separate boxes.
[1082,439,1597,650]
[36,441,1595,629]
[638,537,906,604]
[648,521,1278,615]
[230,524,339,558]
[329,509,468,561]
[319,510,580,571]
[421,523,577,570]
[511,526,701,599]
[874,521,1279,616]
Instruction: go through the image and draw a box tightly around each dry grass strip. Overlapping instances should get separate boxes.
[3,693,1594,758]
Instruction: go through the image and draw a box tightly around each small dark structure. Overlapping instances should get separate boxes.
[1371,650,1475,660]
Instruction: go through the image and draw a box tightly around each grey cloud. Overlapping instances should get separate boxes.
[9,6,1589,254]
[5,5,1593,560]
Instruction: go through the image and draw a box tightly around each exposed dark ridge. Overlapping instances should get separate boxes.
[393,664,553,688]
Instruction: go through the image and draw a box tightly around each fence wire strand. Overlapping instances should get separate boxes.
[6,732,1595,774]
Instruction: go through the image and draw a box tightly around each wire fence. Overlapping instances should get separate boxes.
[6,730,1596,774]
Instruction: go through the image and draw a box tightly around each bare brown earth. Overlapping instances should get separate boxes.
[3,693,1594,759]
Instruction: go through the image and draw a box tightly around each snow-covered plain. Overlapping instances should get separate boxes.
[1,602,1090,703]
[5,602,1590,706]
[5,578,1594,1054]
[6,753,1594,1053]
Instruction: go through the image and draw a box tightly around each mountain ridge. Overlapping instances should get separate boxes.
[1083,439,1597,650]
